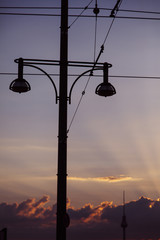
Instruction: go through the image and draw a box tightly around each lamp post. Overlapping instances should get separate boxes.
[9,1,116,240]
[57,1,68,239]
[9,59,116,240]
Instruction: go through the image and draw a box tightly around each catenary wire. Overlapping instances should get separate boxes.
[103,0,123,45]
[1,7,160,16]
[68,0,94,28]
[0,7,61,9]
[2,4,160,132]
[67,0,99,133]
[93,0,99,62]
[67,0,122,132]
[1,12,160,21]
[1,72,160,79]
[94,16,98,61]
[67,73,92,133]
[67,0,124,133]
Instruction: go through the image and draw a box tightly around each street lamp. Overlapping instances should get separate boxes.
[9,58,31,93]
[10,59,116,99]
[9,57,116,240]
[95,62,116,97]
[9,1,116,240]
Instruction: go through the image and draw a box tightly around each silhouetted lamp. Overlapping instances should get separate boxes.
[9,57,116,240]
[95,62,116,97]
[9,58,31,93]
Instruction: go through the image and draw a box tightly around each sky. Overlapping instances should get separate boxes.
[1,0,160,239]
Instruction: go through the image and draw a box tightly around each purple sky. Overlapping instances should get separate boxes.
[1,0,160,239]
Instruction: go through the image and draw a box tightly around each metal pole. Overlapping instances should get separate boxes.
[56,0,68,240]
[123,228,126,240]
[121,191,128,240]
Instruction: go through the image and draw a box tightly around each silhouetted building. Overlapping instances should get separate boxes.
[0,228,7,240]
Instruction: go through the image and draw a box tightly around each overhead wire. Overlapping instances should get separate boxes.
[67,0,100,133]
[93,0,99,62]
[67,0,123,133]
[0,12,60,17]
[2,1,160,132]
[1,4,160,19]
[68,0,94,28]
[1,12,160,21]
[1,72,160,80]
[103,0,123,47]
[0,7,61,9]
[1,6,160,16]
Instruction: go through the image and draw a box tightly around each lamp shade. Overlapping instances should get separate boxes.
[95,82,116,97]
[9,78,31,93]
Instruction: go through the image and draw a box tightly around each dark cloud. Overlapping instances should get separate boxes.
[0,196,160,240]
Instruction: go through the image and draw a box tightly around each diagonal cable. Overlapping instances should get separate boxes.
[67,74,92,133]
[68,0,123,133]
[67,1,99,133]
[68,0,94,29]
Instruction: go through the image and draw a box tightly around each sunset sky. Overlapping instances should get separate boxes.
[1,0,160,239]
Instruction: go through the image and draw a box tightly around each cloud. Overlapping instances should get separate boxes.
[17,175,141,185]
[1,196,160,240]
[68,175,141,183]
[17,195,50,217]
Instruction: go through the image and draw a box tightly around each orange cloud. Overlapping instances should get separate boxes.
[1,195,160,240]
[68,175,141,183]
[17,195,52,218]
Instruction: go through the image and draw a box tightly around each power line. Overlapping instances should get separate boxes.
[67,0,122,133]
[1,7,160,16]
[69,0,94,28]
[93,0,100,62]
[2,4,160,131]
[110,0,123,17]
[1,12,160,21]
[67,0,100,133]
[94,0,123,69]
[103,0,123,46]
[0,7,61,9]
[0,12,60,17]
[113,8,160,15]
[1,72,160,79]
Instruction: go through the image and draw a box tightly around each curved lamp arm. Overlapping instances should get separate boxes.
[24,64,59,104]
[12,59,115,104]
[68,67,102,104]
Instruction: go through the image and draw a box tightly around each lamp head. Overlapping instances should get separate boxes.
[95,62,116,97]
[95,82,116,97]
[9,78,31,93]
[9,58,31,93]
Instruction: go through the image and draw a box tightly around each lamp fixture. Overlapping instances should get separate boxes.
[9,58,31,93]
[9,78,31,93]
[95,62,116,97]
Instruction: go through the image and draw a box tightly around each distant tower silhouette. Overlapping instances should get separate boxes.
[121,191,128,240]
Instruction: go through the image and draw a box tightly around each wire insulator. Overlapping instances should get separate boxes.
[93,4,100,15]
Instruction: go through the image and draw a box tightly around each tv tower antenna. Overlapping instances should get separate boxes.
[121,191,128,240]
